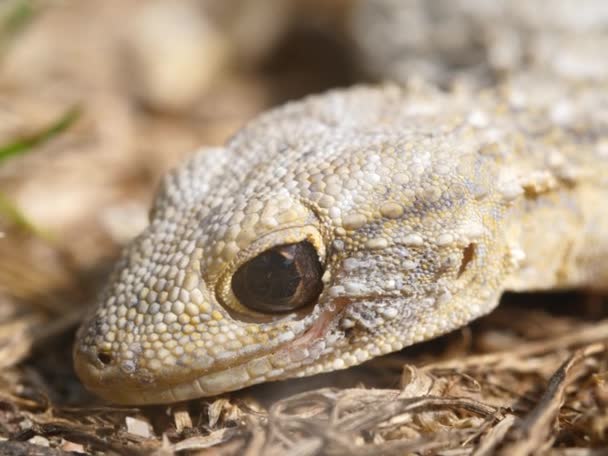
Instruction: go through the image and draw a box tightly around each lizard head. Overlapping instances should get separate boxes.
[74,85,513,404]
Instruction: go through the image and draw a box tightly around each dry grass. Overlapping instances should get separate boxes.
[0,1,606,455]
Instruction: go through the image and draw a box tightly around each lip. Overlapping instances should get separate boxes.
[74,355,264,404]
[74,297,350,405]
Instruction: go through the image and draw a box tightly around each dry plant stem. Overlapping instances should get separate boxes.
[334,396,497,432]
[242,415,266,456]
[265,388,501,455]
[421,320,608,372]
[170,427,239,452]
[472,414,517,456]
[324,433,456,456]
[0,441,74,456]
[497,344,606,455]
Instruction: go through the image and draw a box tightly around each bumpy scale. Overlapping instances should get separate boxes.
[74,75,608,404]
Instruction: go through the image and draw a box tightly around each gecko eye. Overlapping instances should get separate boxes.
[231,241,323,313]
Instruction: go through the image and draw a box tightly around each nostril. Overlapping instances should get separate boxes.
[97,351,113,365]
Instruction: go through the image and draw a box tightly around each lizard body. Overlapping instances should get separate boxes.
[74,75,608,404]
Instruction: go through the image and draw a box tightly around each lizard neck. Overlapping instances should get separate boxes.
[503,177,608,293]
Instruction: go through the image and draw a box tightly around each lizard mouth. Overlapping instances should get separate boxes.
[74,298,350,405]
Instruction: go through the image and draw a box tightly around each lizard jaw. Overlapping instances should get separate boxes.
[74,299,349,405]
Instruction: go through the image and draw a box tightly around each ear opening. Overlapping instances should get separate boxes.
[458,243,476,278]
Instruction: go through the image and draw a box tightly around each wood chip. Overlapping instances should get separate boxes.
[172,404,192,433]
[125,416,152,439]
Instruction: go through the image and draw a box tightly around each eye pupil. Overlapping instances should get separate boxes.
[245,245,299,299]
[231,241,323,313]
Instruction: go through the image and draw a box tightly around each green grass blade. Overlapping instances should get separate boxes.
[0,106,80,163]
[1,0,34,38]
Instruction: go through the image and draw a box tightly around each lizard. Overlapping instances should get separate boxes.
[74,73,608,404]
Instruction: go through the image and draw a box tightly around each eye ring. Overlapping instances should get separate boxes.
[231,241,324,313]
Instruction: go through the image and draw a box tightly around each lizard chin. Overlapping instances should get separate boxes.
[73,298,350,405]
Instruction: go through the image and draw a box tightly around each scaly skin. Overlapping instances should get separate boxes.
[74,74,608,404]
